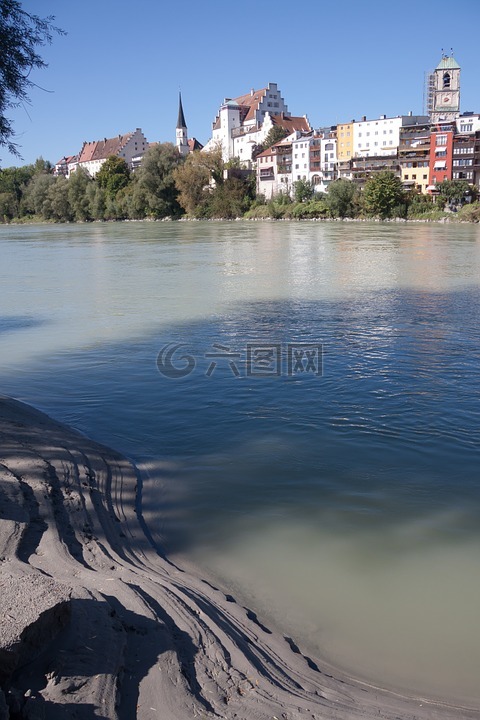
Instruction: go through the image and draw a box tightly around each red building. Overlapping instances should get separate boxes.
[428,123,454,191]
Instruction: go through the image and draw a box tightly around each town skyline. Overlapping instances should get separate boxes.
[1,0,479,169]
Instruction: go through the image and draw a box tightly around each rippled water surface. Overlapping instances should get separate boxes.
[1,221,480,705]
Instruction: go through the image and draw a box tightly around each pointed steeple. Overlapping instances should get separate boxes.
[177,92,187,130]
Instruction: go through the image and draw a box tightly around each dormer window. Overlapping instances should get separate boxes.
[443,72,451,89]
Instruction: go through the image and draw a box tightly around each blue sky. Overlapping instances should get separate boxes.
[1,0,479,168]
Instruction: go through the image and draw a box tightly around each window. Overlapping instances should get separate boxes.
[366,132,370,136]
[436,134,447,146]
[423,175,428,180]
[405,174,409,180]
[412,174,417,180]
[460,123,473,132]
[358,132,362,137]
[443,72,451,89]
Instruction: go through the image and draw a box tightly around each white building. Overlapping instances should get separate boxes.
[456,113,480,134]
[75,128,148,177]
[203,83,311,165]
[256,128,338,199]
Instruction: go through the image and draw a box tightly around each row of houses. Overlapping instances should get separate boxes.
[256,112,480,199]
[55,53,478,201]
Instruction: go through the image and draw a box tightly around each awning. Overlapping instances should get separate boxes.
[434,161,447,169]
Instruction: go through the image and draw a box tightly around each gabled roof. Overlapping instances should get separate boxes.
[55,155,77,166]
[78,133,134,164]
[188,138,203,151]
[233,87,268,122]
[436,55,460,70]
[256,147,276,159]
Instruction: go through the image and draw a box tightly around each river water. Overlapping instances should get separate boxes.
[1,220,480,706]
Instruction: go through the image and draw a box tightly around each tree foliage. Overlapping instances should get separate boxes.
[95,155,130,199]
[326,179,357,218]
[436,179,472,204]
[134,143,184,218]
[173,148,223,217]
[363,171,405,219]
[293,178,314,203]
[0,1,64,156]
[263,125,289,149]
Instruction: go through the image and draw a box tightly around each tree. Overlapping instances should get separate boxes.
[67,167,92,221]
[436,179,472,205]
[173,148,223,217]
[263,125,289,149]
[293,178,314,203]
[0,1,64,156]
[326,179,357,218]
[363,171,405,219]
[96,155,130,199]
[135,143,184,218]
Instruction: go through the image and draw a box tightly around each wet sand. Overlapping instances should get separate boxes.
[0,396,478,719]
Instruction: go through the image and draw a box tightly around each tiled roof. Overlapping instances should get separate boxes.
[78,133,134,163]
[271,114,311,133]
[188,138,204,151]
[256,147,275,159]
[55,155,77,165]
[78,141,97,163]
[233,87,268,122]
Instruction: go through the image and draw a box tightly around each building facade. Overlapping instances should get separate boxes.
[76,128,148,177]
[203,83,310,165]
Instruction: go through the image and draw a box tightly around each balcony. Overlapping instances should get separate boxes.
[277,164,291,174]
[231,123,260,138]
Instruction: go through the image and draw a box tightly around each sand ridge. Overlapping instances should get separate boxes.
[0,396,477,719]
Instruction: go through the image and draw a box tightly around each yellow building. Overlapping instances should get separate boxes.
[337,122,354,161]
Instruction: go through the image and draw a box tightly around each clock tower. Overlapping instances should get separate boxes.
[430,53,460,123]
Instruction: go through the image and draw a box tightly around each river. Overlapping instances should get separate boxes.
[1,220,480,706]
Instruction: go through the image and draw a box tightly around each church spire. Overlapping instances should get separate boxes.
[177,92,187,130]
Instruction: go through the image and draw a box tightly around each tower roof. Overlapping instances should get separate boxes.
[177,93,187,129]
[436,55,460,70]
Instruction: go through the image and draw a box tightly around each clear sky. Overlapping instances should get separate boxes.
[1,0,479,168]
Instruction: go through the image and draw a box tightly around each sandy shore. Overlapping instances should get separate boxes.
[0,396,478,720]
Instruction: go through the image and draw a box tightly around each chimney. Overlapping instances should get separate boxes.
[408,110,412,116]
[251,88,254,96]
[362,115,366,122]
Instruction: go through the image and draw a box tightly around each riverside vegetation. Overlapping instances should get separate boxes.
[1,144,479,224]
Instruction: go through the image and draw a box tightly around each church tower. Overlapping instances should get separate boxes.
[430,53,460,123]
[176,93,189,156]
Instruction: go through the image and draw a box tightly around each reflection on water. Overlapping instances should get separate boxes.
[1,220,480,705]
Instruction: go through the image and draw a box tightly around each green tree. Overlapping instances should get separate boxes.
[263,125,289,149]
[0,163,34,215]
[135,143,184,218]
[293,178,314,203]
[21,170,55,216]
[363,171,405,219]
[326,179,357,218]
[436,179,472,205]
[173,148,223,217]
[0,1,64,156]
[67,167,92,221]
[96,155,130,199]
[209,177,255,218]
[46,176,72,221]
